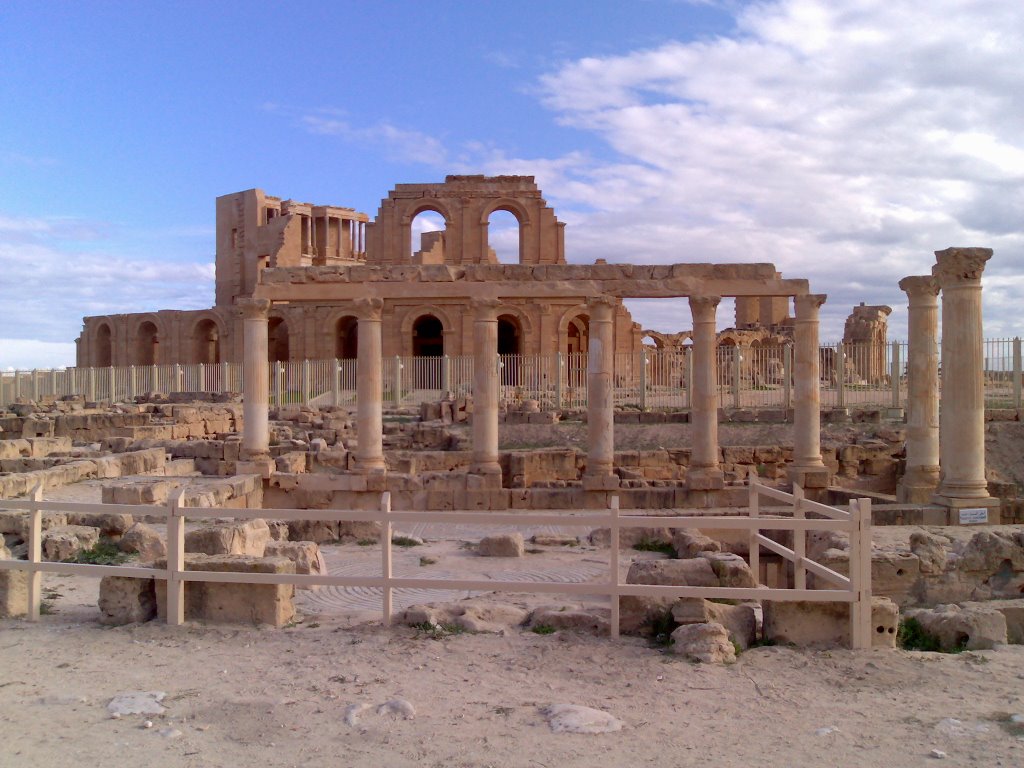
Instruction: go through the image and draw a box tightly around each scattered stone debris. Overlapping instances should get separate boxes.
[106,691,166,717]
[541,703,623,734]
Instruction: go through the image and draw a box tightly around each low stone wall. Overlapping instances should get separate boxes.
[0,448,167,499]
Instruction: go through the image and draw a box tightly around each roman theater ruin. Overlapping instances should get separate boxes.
[2,176,1022,662]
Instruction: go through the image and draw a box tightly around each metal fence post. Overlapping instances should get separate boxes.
[639,349,647,411]
[88,367,96,402]
[333,359,341,406]
[274,361,283,406]
[891,340,901,409]
[555,351,563,409]
[836,343,845,409]
[30,369,38,401]
[128,365,136,400]
[1013,337,1021,410]
[609,495,620,639]
[197,363,205,393]
[150,364,158,394]
[393,355,403,406]
[50,369,58,400]
[783,343,792,412]
[301,359,311,405]
[380,492,393,626]
[732,346,742,409]
[441,354,451,395]
[174,363,183,393]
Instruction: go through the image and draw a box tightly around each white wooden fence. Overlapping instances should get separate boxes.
[0,475,873,648]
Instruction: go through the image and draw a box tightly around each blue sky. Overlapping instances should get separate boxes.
[2,0,1022,369]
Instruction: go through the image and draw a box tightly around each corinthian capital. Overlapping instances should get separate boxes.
[236,298,271,320]
[932,247,992,287]
[352,297,384,321]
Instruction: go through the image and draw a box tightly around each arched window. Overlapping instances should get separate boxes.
[485,209,521,264]
[410,210,446,264]
[268,317,289,362]
[335,315,358,360]
[95,323,112,367]
[193,319,220,364]
[136,322,158,366]
[412,314,444,357]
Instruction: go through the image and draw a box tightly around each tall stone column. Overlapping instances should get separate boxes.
[790,294,829,489]
[897,276,940,503]
[471,298,502,482]
[688,295,723,489]
[932,247,995,506]
[238,298,274,476]
[354,298,386,474]
[584,296,619,489]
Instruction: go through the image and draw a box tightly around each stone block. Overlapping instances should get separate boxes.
[963,599,1024,644]
[0,568,28,618]
[155,553,296,627]
[905,604,1007,651]
[763,596,899,648]
[66,511,134,538]
[118,522,167,562]
[185,519,270,557]
[98,576,157,625]
[529,606,610,635]
[589,526,672,549]
[617,594,675,637]
[477,533,524,557]
[672,598,758,649]
[670,622,735,663]
[0,510,68,538]
[700,552,757,588]
[626,558,718,587]
[42,525,100,562]
[672,529,721,559]
[264,540,326,588]
[337,520,382,542]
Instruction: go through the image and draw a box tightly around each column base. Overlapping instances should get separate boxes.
[583,473,620,491]
[236,458,276,479]
[353,458,387,475]
[787,465,831,489]
[896,466,940,504]
[931,494,998,510]
[686,467,724,491]
[468,468,503,490]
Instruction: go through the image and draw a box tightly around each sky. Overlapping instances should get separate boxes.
[1,0,1022,370]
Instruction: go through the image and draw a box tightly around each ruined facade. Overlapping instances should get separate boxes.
[77,177,642,368]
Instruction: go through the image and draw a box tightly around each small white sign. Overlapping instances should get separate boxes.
[959,508,989,525]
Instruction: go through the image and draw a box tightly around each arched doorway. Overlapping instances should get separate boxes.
[565,314,589,389]
[193,319,220,365]
[498,314,522,388]
[485,209,521,264]
[268,317,290,362]
[411,313,444,390]
[136,322,158,366]
[95,324,112,368]
[335,316,358,360]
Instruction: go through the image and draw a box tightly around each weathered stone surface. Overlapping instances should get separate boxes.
[531,534,579,547]
[670,622,736,663]
[672,599,758,649]
[42,525,100,562]
[910,531,949,574]
[0,510,68,538]
[287,519,340,544]
[477,533,524,558]
[963,599,1024,644]
[958,531,1024,573]
[185,518,270,557]
[618,594,675,636]
[542,703,623,734]
[529,606,610,635]
[98,576,157,625]
[701,552,757,588]
[0,569,29,617]
[672,529,721,559]
[118,522,167,561]
[763,597,899,648]
[400,599,531,633]
[626,557,718,587]
[265,520,290,541]
[155,553,296,627]
[589,526,672,549]
[337,520,382,542]
[905,604,1007,651]
[264,540,326,588]
[66,511,134,538]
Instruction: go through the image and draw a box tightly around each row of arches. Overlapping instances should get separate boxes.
[410,208,521,265]
[92,318,222,367]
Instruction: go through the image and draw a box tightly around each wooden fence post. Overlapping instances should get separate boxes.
[748,467,760,586]
[27,483,43,621]
[166,489,187,626]
[609,495,620,639]
[792,483,806,590]
[848,498,873,649]
[381,492,393,626]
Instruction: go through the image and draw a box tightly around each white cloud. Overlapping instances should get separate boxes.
[302,113,448,167]
[510,0,1024,339]
[0,340,77,370]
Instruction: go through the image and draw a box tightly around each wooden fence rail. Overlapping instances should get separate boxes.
[0,476,873,648]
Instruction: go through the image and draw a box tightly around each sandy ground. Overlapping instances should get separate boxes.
[3,607,1024,768]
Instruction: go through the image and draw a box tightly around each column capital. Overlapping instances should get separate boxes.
[586,295,617,323]
[470,297,503,321]
[794,293,827,318]
[898,275,939,303]
[932,247,992,287]
[352,297,384,321]
[236,298,271,320]
[688,295,720,322]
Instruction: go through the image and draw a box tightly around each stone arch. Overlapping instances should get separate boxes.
[268,314,290,362]
[134,317,162,366]
[480,199,532,265]
[557,306,590,356]
[398,305,455,357]
[191,316,222,365]
[334,314,359,360]
[94,321,113,368]
[372,176,565,266]
[411,314,445,358]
